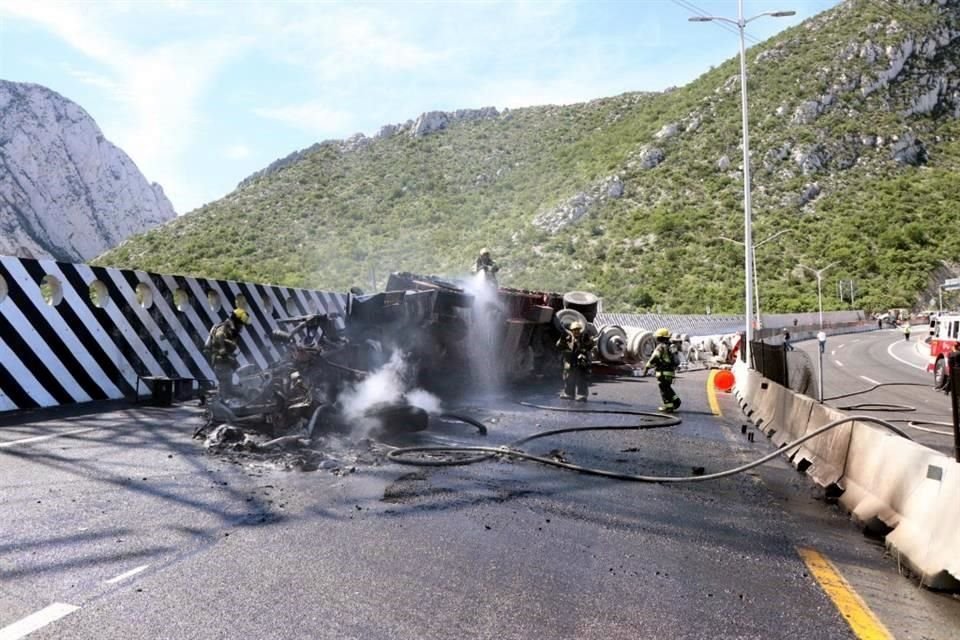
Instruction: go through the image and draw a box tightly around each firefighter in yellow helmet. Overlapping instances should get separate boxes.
[643,327,681,412]
[205,308,251,397]
[473,247,500,285]
[556,320,596,401]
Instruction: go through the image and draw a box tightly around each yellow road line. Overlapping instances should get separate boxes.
[706,370,721,416]
[797,547,894,640]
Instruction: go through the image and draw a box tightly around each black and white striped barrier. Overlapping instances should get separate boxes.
[0,255,346,412]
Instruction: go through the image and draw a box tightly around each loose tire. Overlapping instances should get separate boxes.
[933,357,949,390]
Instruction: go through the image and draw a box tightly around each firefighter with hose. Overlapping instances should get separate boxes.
[473,248,500,285]
[556,320,596,401]
[643,328,682,412]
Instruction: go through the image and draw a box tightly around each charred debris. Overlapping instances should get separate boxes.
[196,272,647,471]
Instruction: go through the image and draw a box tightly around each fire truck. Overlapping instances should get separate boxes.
[927,312,960,389]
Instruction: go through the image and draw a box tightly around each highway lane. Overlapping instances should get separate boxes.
[1,373,958,639]
[795,328,956,455]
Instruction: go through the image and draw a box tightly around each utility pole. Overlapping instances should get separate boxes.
[719,229,792,332]
[799,262,838,329]
[690,2,795,367]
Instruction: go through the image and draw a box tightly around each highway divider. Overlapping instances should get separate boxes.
[795,404,853,488]
[731,360,960,590]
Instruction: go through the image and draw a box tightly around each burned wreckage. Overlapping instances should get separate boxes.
[197,272,657,462]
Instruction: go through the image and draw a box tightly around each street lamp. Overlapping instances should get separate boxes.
[690,2,795,367]
[719,229,791,327]
[799,262,838,329]
[817,331,827,403]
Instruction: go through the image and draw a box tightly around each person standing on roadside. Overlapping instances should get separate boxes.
[783,327,795,351]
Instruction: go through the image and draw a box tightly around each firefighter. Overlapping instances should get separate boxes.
[556,320,595,401]
[207,308,251,397]
[643,327,681,412]
[473,248,500,285]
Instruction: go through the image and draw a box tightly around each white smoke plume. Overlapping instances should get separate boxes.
[337,350,442,435]
[340,351,409,422]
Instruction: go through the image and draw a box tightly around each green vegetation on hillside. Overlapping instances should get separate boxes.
[97,0,960,314]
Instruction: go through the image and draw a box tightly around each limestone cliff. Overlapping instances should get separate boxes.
[0,81,176,262]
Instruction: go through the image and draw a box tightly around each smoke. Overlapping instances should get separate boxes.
[405,388,441,414]
[337,350,441,436]
[340,351,408,421]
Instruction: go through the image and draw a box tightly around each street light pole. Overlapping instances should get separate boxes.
[690,2,795,367]
[799,262,838,329]
[719,229,791,327]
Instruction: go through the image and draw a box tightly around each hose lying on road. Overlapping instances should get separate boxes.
[386,404,911,483]
[905,421,955,437]
[822,381,954,437]
[838,403,915,412]
[824,381,929,402]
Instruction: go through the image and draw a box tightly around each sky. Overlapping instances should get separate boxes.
[1,0,841,214]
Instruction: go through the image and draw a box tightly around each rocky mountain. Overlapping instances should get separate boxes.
[97,0,960,314]
[0,81,176,262]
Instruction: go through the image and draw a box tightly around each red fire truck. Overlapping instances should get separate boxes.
[927,313,960,389]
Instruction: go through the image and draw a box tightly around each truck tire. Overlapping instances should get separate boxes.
[933,357,949,390]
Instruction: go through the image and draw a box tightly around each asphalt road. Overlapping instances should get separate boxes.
[794,327,957,456]
[1,361,958,639]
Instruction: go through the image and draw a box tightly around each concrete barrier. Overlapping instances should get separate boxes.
[732,361,764,421]
[886,459,960,589]
[0,255,346,412]
[752,380,784,436]
[769,388,813,450]
[734,366,960,589]
[840,423,960,589]
[794,403,855,488]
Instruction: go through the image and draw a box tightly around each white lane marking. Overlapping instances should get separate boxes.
[0,602,79,640]
[838,343,846,350]
[860,376,881,385]
[831,350,837,356]
[835,360,845,368]
[0,428,95,449]
[105,564,150,584]
[886,341,927,371]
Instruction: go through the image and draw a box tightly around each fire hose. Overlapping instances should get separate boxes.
[386,403,912,483]
[826,381,954,437]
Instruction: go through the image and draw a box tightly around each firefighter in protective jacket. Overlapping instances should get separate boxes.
[473,248,500,285]
[556,320,596,401]
[207,308,250,397]
[643,327,681,412]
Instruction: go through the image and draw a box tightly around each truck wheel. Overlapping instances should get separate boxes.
[933,357,949,390]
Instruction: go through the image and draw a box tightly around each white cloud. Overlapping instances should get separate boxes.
[65,67,122,93]
[0,0,248,213]
[253,101,355,137]
[224,143,252,160]
[245,3,446,83]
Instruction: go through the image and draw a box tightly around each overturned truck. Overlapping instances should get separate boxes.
[202,272,649,441]
[362,272,648,387]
